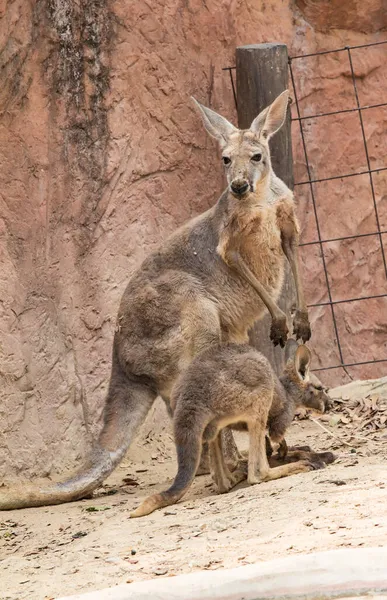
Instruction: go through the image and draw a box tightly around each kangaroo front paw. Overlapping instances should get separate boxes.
[270,315,289,347]
[293,310,311,342]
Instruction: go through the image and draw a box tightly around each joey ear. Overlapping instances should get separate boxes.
[294,345,312,381]
[284,338,299,364]
[250,90,289,140]
[191,97,237,147]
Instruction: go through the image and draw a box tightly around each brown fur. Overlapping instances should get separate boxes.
[130,341,334,518]
[0,91,311,510]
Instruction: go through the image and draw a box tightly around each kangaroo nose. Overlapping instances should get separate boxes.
[231,180,249,196]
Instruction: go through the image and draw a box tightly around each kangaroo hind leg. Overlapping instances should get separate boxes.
[131,407,206,518]
[209,432,245,493]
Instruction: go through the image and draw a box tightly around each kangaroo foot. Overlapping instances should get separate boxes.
[247,474,264,485]
[211,461,244,493]
[316,451,336,464]
[211,467,236,493]
[217,470,245,493]
[287,453,327,470]
[284,448,336,466]
[304,458,326,470]
[216,479,234,494]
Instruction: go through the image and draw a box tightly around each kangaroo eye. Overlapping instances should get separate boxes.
[222,156,231,165]
[251,153,262,162]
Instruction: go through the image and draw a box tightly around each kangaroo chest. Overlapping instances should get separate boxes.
[218,202,285,292]
[241,207,284,286]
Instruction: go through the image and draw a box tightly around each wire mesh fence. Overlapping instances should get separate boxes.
[223,41,387,381]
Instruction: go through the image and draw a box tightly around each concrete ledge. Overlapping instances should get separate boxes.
[57,545,387,600]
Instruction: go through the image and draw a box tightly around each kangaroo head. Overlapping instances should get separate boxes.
[192,90,289,198]
[282,339,331,413]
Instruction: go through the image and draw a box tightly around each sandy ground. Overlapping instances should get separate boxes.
[1,414,386,600]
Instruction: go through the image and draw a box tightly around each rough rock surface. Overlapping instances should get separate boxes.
[0,0,386,479]
[295,0,387,34]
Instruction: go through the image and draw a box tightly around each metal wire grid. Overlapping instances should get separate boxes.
[223,41,387,375]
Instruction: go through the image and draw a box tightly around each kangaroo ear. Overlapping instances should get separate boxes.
[284,338,299,364]
[294,345,312,381]
[250,90,289,140]
[191,97,237,148]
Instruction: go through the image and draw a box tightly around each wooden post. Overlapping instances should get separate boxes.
[236,43,295,374]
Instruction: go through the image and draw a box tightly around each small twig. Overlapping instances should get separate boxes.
[310,417,353,447]
[349,430,374,443]
[358,416,376,430]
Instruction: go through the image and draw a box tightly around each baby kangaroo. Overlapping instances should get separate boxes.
[130,340,332,518]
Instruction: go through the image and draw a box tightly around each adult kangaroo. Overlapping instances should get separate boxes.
[0,89,311,510]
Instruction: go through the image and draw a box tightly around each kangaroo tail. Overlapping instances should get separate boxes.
[0,354,156,510]
[130,410,206,518]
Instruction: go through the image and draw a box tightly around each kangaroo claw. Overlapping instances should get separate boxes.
[270,315,289,347]
[293,310,311,342]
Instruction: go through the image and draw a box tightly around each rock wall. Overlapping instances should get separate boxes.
[1,0,386,479]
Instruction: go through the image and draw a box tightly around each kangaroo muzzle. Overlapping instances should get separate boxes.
[231,179,249,196]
